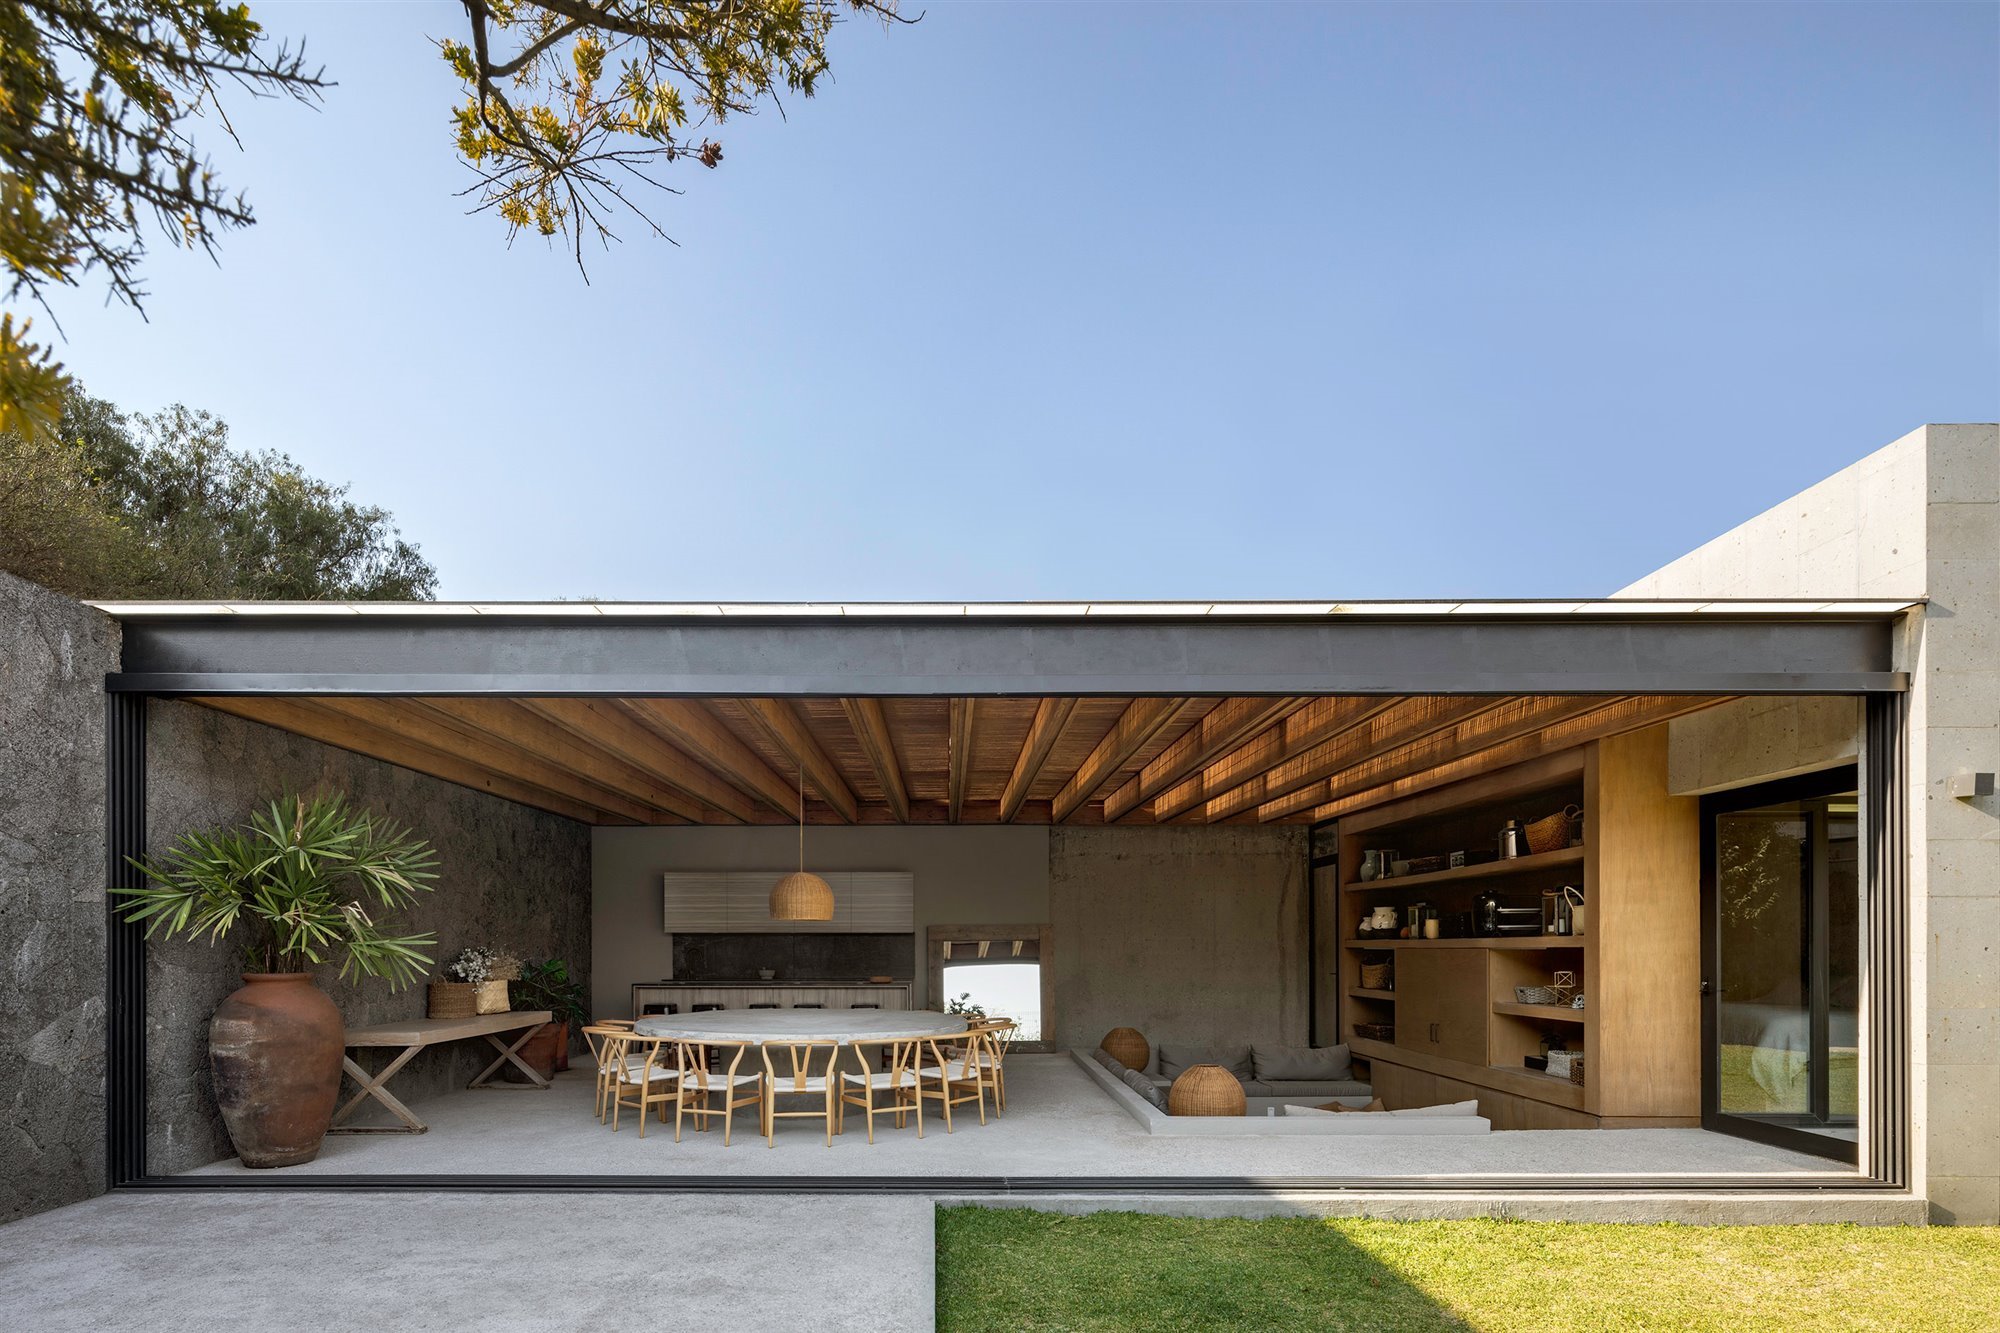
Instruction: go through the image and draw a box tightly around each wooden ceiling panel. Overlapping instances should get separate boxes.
[181,692,1736,829]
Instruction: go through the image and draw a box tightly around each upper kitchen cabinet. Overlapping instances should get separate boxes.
[661,871,914,934]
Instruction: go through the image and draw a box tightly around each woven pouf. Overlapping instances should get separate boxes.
[1167,1064,1246,1117]
[1100,1027,1150,1071]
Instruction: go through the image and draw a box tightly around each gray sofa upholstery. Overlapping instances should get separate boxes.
[1140,1042,1374,1101]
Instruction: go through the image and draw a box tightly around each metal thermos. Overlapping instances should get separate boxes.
[1475,889,1500,937]
[1498,820,1527,860]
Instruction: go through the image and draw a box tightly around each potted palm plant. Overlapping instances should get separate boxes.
[506,958,589,1080]
[113,792,439,1168]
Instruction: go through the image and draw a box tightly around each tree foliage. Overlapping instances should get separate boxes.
[444,0,903,262]
[0,382,438,600]
[0,1,906,433]
[0,0,325,436]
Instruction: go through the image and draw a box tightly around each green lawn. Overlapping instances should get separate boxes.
[935,1207,1999,1332]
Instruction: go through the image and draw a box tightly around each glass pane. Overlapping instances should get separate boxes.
[941,962,1042,1040]
[1714,789,1859,1144]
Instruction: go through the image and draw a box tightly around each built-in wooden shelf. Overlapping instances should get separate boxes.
[1494,1063,1585,1095]
[1345,935,1586,951]
[1492,1001,1587,1023]
[1348,987,1397,1001]
[1343,845,1583,893]
[1348,1035,1588,1110]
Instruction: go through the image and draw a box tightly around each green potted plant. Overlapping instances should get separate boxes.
[113,792,438,1168]
[507,958,589,1080]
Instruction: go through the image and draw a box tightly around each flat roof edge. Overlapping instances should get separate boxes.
[85,597,1925,622]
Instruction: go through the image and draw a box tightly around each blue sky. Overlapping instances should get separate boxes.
[42,2,1998,601]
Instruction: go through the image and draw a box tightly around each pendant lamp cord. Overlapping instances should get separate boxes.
[796,762,805,872]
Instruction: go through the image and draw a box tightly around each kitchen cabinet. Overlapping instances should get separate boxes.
[661,871,913,934]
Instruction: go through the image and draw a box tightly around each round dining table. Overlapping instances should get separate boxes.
[631,1008,968,1045]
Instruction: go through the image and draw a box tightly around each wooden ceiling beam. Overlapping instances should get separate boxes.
[1052,697,1199,823]
[518,699,757,822]
[1303,696,1726,822]
[413,698,721,824]
[190,697,628,825]
[998,697,1079,823]
[840,698,910,823]
[1152,696,1397,822]
[1102,696,1307,822]
[948,698,976,823]
[1247,694,1606,822]
[738,699,861,824]
[1205,696,1522,823]
[617,698,797,818]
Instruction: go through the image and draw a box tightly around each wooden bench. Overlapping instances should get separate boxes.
[332,1010,554,1134]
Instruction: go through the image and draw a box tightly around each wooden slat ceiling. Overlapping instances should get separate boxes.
[188,694,1729,827]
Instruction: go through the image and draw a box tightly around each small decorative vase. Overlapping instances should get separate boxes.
[1359,851,1383,882]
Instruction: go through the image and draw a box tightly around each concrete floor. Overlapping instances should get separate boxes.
[0,1193,935,1333]
[187,1053,1848,1182]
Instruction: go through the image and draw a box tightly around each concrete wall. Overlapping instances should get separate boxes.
[1,572,117,1223]
[1620,422,2000,1224]
[589,826,1051,1020]
[590,823,1314,1057]
[144,703,591,1174]
[1047,825,1310,1053]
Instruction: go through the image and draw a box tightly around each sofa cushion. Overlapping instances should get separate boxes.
[1157,1044,1253,1080]
[1091,1047,1124,1075]
[1116,1065,1167,1111]
[1322,1098,1387,1113]
[1256,1078,1374,1099]
[1388,1099,1481,1117]
[1252,1044,1352,1082]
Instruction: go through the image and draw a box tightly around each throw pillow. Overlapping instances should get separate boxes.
[1321,1098,1386,1113]
[1387,1099,1481,1117]
[1157,1043,1254,1081]
[1251,1044,1353,1082]
[1282,1103,1336,1116]
[1092,1047,1124,1074]
[1117,1065,1168,1111]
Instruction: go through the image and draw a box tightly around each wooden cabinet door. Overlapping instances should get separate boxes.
[1393,950,1490,1068]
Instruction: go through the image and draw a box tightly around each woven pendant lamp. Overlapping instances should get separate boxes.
[770,763,834,921]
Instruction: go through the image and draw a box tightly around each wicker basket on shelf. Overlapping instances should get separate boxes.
[1167,1065,1246,1117]
[1524,805,1581,855]
[1359,959,1395,991]
[1353,1022,1395,1042]
[1515,985,1560,1005]
[428,980,509,1018]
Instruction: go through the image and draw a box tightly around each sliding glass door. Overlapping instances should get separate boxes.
[1701,768,1860,1162]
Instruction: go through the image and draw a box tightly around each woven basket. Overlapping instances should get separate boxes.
[1100,1027,1150,1071]
[1515,985,1560,1005]
[1525,805,1581,855]
[1167,1065,1246,1117]
[429,980,509,1018]
[1353,1022,1395,1042]
[1359,959,1395,991]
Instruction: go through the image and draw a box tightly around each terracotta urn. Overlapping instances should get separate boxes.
[208,973,345,1168]
[504,1020,571,1082]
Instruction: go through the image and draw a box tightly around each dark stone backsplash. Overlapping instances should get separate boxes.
[669,933,912,983]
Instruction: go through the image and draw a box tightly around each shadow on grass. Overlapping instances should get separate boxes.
[935,1206,1468,1333]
